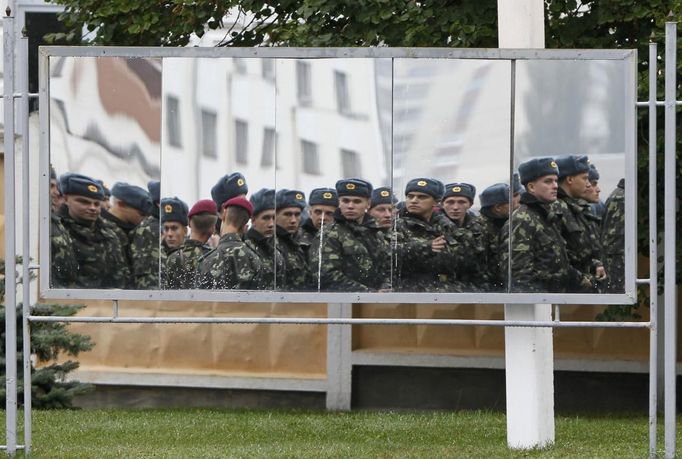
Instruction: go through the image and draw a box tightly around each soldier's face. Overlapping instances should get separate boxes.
[50,179,63,208]
[163,221,187,248]
[527,175,558,203]
[585,180,600,203]
[369,204,394,228]
[492,202,510,218]
[565,172,591,199]
[276,207,302,234]
[252,209,276,237]
[118,201,146,225]
[512,192,521,210]
[339,196,370,223]
[309,205,336,229]
[405,192,437,219]
[441,196,471,224]
[65,194,101,223]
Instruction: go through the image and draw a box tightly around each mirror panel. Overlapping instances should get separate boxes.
[510,59,627,293]
[392,58,513,293]
[49,56,161,289]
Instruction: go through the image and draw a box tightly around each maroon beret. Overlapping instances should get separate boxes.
[222,196,253,217]
[188,199,218,219]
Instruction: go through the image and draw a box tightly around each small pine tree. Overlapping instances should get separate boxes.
[1,258,94,408]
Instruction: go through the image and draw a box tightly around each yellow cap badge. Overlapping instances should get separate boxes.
[164,204,173,213]
[417,180,427,187]
[346,183,356,190]
[87,185,98,193]
[295,193,304,200]
[380,190,390,197]
[550,161,558,168]
[452,186,461,192]
[323,192,333,199]
[237,178,245,187]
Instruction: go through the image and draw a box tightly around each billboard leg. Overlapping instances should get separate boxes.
[326,303,351,410]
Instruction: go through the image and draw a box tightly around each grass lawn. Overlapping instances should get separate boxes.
[0,409,674,458]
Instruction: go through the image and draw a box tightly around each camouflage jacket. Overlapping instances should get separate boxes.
[477,208,508,292]
[195,233,264,290]
[297,218,318,259]
[50,212,79,288]
[58,205,129,288]
[129,214,160,289]
[101,210,136,279]
[162,239,212,289]
[245,227,286,290]
[275,226,311,291]
[556,187,604,292]
[601,179,625,292]
[450,210,490,291]
[501,192,581,293]
[310,210,390,292]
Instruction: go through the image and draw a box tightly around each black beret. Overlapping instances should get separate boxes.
[160,197,189,226]
[405,178,445,200]
[518,157,559,185]
[588,164,600,182]
[211,173,248,209]
[556,155,590,179]
[250,188,276,215]
[512,173,525,194]
[111,182,152,213]
[276,189,306,210]
[370,187,397,208]
[443,182,476,202]
[59,173,105,200]
[480,183,510,208]
[147,180,160,204]
[309,188,339,207]
[336,178,373,198]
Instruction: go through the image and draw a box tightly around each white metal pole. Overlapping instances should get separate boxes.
[664,19,678,459]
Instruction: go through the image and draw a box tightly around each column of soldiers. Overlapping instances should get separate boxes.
[50,154,625,294]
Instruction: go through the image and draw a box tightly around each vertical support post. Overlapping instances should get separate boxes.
[648,40,658,459]
[3,3,18,456]
[326,303,351,410]
[664,19,678,459]
[498,0,554,449]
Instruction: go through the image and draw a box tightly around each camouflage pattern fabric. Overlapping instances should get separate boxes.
[245,228,286,290]
[50,212,79,288]
[501,192,581,293]
[101,209,137,285]
[275,226,311,291]
[601,179,625,292]
[129,214,160,289]
[195,233,264,290]
[556,187,604,292]
[477,208,508,292]
[58,205,129,288]
[310,210,391,292]
[162,239,212,289]
[449,210,491,291]
[297,218,318,258]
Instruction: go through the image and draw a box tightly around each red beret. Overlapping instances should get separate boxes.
[222,196,253,217]
[188,199,217,219]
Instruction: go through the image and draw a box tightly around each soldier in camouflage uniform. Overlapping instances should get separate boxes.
[501,158,584,292]
[477,183,512,292]
[50,211,78,288]
[310,179,391,292]
[57,173,129,288]
[130,180,161,289]
[196,197,264,290]
[601,178,625,292]
[586,164,606,218]
[368,187,397,230]
[275,189,311,290]
[555,155,606,292]
[159,197,189,287]
[298,188,338,255]
[163,199,217,289]
[211,172,249,236]
[245,189,286,289]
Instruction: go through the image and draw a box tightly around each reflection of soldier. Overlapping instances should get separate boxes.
[555,155,606,292]
[441,182,477,228]
[394,178,468,292]
[211,172,248,235]
[368,187,396,230]
[601,178,625,292]
[501,158,578,293]
[50,165,64,210]
[163,199,217,289]
[275,189,310,290]
[57,173,129,288]
[159,197,188,285]
[586,164,606,218]
[511,173,524,210]
[246,189,286,289]
[298,188,338,251]
[478,183,512,292]
[196,197,264,290]
[50,212,78,288]
[130,180,161,289]
[311,179,390,292]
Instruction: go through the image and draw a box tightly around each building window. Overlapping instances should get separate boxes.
[166,95,181,147]
[301,140,320,175]
[200,109,217,158]
[334,71,350,114]
[341,149,361,177]
[261,127,276,167]
[296,61,312,105]
[235,119,249,165]
[262,60,275,82]
[233,58,247,74]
